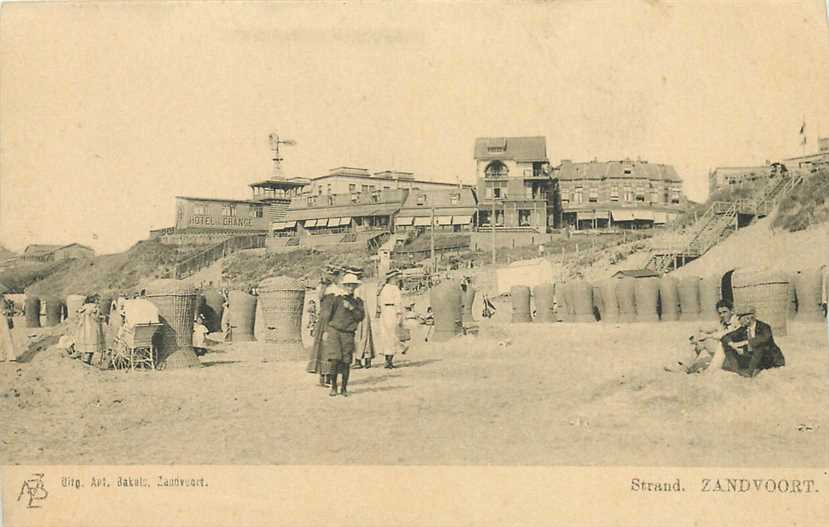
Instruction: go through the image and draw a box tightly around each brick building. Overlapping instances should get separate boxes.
[302,167,461,197]
[473,136,555,232]
[556,159,687,230]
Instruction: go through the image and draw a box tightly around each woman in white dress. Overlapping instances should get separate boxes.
[376,269,403,369]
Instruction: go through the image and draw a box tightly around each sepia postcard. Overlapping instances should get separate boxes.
[1,1,828,525]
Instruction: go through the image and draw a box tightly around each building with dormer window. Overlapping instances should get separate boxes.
[473,136,555,232]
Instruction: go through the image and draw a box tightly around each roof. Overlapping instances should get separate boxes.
[176,196,262,205]
[556,160,682,183]
[474,136,548,162]
[23,244,62,255]
[248,178,309,189]
[311,172,460,187]
[612,269,662,278]
[286,203,401,221]
[56,243,94,252]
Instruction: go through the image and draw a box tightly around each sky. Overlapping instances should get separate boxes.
[2,1,829,254]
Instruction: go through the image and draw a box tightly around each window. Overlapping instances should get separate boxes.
[250,205,263,218]
[623,187,633,202]
[369,185,376,192]
[326,184,332,194]
[351,193,359,203]
[193,203,207,215]
[623,168,632,175]
[449,193,460,205]
[362,185,370,193]
[670,188,681,204]
[493,187,502,199]
[222,204,237,217]
[610,186,619,201]
[416,194,427,206]
[327,195,335,206]
[574,188,583,204]
[518,209,532,226]
[318,187,323,196]
[485,161,509,178]
[383,186,391,190]
[635,194,645,202]
[348,184,356,192]
[487,145,506,153]
[307,197,315,206]
[371,192,380,203]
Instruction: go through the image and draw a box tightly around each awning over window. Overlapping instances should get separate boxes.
[304,219,318,227]
[329,217,342,227]
[283,220,296,228]
[340,217,352,225]
[633,210,655,221]
[317,218,329,227]
[414,217,432,226]
[577,211,594,220]
[610,210,635,221]
[272,222,285,230]
[452,215,471,225]
[437,216,453,225]
[395,216,415,226]
[653,212,668,224]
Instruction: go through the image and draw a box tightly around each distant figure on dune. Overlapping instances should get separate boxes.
[720,305,785,378]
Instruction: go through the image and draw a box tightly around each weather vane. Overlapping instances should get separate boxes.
[268,133,296,178]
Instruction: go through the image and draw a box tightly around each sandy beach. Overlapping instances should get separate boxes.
[3,313,825,467]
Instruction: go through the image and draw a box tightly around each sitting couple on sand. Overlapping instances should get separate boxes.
[666,301,785,378]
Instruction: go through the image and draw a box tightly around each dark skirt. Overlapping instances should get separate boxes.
[321,328,356,365]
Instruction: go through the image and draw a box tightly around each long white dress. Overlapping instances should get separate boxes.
[376,283,402,357]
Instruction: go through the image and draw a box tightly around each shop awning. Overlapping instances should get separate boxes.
[283,220,296,228]
[328,217,341,227]
[340,217,352,225]
[633,210,655,221]
[611,210,635,221]
[414,217,432,226]
[653,212,668,224]
[395,216,415,226]
[317,218,330,227]
[272,222,285,230]
[437,216,453,225]
[304,219,318,227]
[577,211,595,221]
[452,215,472,225]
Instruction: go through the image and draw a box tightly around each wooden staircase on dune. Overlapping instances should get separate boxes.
[646,171,804,273]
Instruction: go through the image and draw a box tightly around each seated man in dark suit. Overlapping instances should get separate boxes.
[720,305,785,378]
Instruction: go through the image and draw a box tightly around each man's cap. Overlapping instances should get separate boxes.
[341,273,361,285]
[735,304,756,316]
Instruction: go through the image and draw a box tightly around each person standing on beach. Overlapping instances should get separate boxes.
[320,272,365,397]
[307,265,344,387]
[350,267,376,369]
[376,269,403,369]
[77,295,106,367]
[1,297,17,362]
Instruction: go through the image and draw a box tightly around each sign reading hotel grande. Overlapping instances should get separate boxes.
[189,215,254,228]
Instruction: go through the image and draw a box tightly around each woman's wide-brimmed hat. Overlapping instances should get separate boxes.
[341,273,362,286]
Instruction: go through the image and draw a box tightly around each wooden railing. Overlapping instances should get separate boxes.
[173,234,266,279]
[646,172,805,273]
